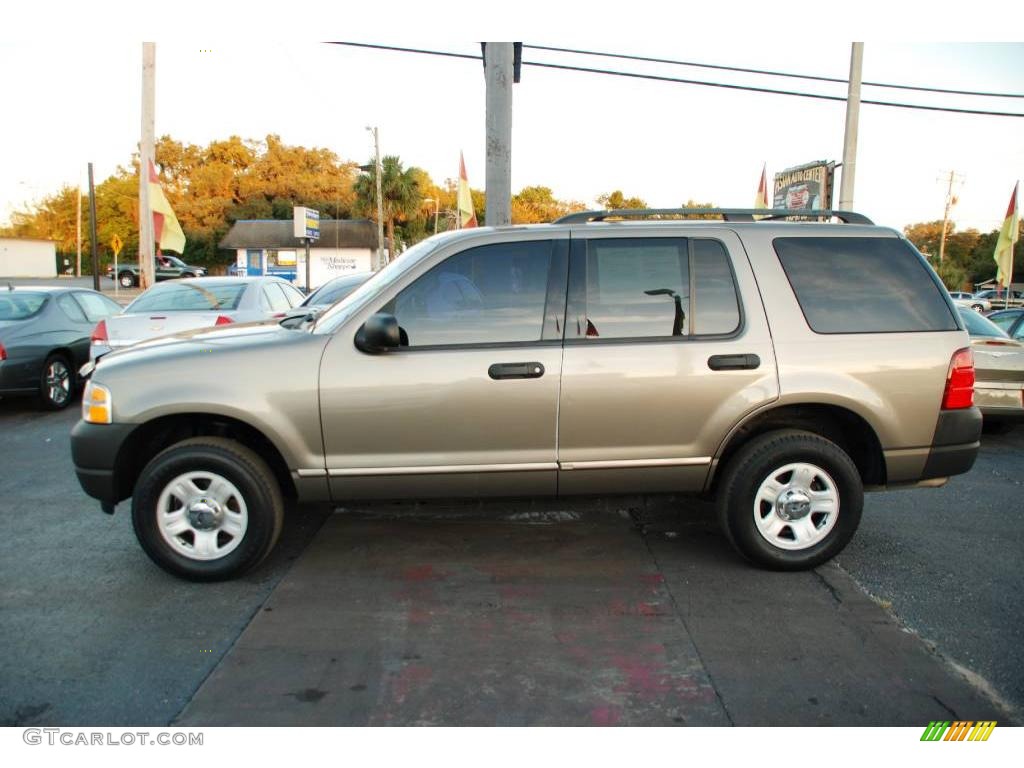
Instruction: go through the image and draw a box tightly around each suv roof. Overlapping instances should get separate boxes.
[554,208,874,224]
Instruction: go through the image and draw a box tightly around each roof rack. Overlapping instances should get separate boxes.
[552,208,874,225]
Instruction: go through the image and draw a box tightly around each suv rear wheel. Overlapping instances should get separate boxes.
[716,429,863,570]
[118,271,136,288]
[131,437,284,581]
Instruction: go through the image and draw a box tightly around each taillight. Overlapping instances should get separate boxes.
[91,320,108,343]
[942,347,975,409]
[0,342,6,361]
[215,315,234,326]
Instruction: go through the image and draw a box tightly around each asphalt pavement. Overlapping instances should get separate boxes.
[0,395,1019,726]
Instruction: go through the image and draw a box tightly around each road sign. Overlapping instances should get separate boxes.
[111,234,124,257]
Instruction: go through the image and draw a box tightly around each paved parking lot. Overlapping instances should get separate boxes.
[0,397,1020,726]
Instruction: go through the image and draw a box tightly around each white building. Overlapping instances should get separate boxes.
[0,237,58,277]
[219,219,378,290]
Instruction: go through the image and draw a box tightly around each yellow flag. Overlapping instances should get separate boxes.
[148,160,186,254]
[994,182,1019,288]
[457,151,477,228]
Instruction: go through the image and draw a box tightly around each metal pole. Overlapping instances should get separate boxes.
[304,238,311,292]
[88,163,100,292]
[139,43,156,290]
[938,170,955,265]
[369,126,384,269]
[484,42,514,226]
[433,198,439,234]
[76,180,82,277]
[838,42,863,210]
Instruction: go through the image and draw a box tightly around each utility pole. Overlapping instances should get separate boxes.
[87,163,100,291]
[484,42,514,226]
[838,42,863,210]
[366,126,385,269]
[76,178,82,277]
[938,170,962,264]
[139,42,156,289]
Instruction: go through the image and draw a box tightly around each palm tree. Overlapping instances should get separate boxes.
[354,155,423,262]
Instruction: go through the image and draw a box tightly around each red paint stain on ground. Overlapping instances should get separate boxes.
[392,664,432,703]
[402,564,441,582]
[590,705,621,726]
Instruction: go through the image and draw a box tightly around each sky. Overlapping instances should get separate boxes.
[2,3,1022,236]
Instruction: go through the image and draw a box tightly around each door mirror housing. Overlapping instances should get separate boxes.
[354,312,401,354]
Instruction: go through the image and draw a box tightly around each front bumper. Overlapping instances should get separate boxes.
[70,420,136,506]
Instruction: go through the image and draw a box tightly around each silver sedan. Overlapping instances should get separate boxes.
[89,277,305,361]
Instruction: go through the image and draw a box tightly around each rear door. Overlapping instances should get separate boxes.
[557,227,778,494]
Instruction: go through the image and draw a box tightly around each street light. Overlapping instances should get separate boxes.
[365,126,385,269]
[422,197,439,235]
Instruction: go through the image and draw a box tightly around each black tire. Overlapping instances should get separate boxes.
[715,429,863,570]
[970,303,984,312]
[118,271,137,288]
[38,353,76,410]
[131,437,284,581]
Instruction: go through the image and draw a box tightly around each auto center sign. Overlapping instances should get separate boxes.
[773,161,835,211]
[293,206,320,241]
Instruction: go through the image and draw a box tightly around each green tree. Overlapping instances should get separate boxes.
[511,186,585,223]
[597,190,647,209]
[354,155,423,260]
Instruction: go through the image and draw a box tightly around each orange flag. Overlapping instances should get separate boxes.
[457,151,478,228]
[755,164,770,209]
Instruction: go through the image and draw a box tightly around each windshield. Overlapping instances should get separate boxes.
[304,273,371,307]
[127,282,247,312]
[314,232,461,333]
[0,291,48,320]
[958,307,1010,338]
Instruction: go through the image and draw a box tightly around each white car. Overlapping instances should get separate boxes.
[89,277,305,360]
[949,292,990,312]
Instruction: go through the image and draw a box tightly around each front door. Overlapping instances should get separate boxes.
[557,228,779,494]
[245,249,263,276]
[318,235,568,500]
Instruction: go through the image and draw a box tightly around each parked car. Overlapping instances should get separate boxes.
[72,208,982,581]
[985,308,1024,341]
[973,288,1024,308]
[948,291,990,312]
[89,276,305,360]
[107,255,207,288]
[0,286,122,409]
[957,307,1024,429]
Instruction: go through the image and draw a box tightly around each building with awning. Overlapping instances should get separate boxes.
[219,219,378,290]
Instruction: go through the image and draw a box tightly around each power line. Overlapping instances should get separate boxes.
[326,42,1024,118]
[524,44,1024,100]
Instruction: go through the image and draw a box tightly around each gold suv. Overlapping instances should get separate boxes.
[71,209,982,581]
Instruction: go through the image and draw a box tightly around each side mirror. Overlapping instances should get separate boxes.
[354,312,401,354]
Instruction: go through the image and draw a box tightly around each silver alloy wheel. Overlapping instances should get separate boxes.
[45,360,71,406]
[120,273,134,288]
[753,461,839,551]
[156,471,249,561]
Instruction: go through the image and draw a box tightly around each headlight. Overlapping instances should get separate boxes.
[82,381,112,424]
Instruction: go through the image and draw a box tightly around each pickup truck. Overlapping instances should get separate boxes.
[107,255,206,288]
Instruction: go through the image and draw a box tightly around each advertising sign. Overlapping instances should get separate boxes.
[773,161,835,211]
[292,206,320,240]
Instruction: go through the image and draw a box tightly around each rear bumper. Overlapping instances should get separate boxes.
[920,407,982,481]
[71,420,136,506]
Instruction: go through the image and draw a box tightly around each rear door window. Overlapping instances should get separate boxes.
[773,237,958,334]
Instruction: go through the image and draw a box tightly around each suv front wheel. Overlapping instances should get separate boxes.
[131,437,284,581]
[716,429,863,570]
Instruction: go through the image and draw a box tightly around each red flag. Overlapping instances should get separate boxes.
[457,152,478,228]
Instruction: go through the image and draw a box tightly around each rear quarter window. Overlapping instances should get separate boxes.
[773,236,958,334]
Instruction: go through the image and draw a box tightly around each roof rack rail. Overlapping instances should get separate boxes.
[552,208,874,225]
